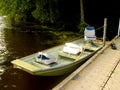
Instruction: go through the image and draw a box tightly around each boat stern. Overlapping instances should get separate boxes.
[11,59,40,74]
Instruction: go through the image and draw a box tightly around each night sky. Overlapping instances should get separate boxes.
[71,0,120,38]
[84,0,120,23]
[62,0,120,24]
[85,0,120,17]
[59,0,119,38]
[82,0,120,39]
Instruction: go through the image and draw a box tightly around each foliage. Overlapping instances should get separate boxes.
[32,0,60,24]
[0,0,60,25]
[78,21,88,34]
[32,0,48,24]
[0,0,82,33]
[0,0,35,25]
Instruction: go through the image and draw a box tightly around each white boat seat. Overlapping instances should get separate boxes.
[36,52,56,65]
[63,43,82,54]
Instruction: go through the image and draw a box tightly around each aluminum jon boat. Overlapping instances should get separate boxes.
[11,38,103,76]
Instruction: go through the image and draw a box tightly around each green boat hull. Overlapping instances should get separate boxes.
[11,39,102,76]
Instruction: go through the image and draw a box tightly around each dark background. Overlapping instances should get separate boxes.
[62,0,120,39]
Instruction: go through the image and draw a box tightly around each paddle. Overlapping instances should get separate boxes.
[75,43,89,61]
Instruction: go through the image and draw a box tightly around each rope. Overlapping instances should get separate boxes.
[79,25,104,39]
[96,25,104,31]
[81,19,104,31]
[80,20,104,31]
[79,20,105,41]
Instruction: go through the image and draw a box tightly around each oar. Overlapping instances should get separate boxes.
[75,43,89,61]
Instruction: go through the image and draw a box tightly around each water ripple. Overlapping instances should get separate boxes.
[0,16,8,74]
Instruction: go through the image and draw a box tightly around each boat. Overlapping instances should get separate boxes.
[11,39,103,76]
[11,27,103,76]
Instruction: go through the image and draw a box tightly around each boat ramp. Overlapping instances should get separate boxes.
[52,36,120,90]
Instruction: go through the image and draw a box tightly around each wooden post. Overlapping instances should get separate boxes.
[117,18,120,37]
[48,0,53,23]
[103,18,107,46]
[80,0,84,22]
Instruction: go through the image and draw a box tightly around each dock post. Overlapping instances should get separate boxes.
[103,18,107,46]
[80,0,84,22]
[117,18,120,37]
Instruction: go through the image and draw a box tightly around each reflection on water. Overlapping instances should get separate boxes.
[3,29,59,60]
[0,16,8,75]
[0,68,68,90]
[0,16,68,90]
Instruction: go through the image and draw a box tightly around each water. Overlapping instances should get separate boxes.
[0,68,68,90]
[0,16,8,75]
[0,16,69,90]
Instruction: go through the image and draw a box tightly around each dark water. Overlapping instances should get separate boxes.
[0,16,69,90]
[0,68,68,90]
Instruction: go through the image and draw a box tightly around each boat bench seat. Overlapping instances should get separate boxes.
[11,59,40,71]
